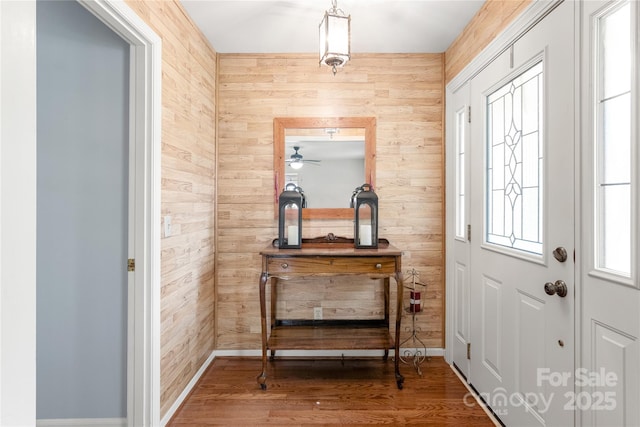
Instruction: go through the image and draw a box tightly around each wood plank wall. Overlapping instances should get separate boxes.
[125,0,217,417]
[445,0,532,84]
[216,54,445,350]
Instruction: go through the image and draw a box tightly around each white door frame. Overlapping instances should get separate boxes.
[0,2,38,425]
[78,2,162,425]
[0,1,162,425]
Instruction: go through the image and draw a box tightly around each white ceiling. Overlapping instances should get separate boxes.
[181,0,485,54]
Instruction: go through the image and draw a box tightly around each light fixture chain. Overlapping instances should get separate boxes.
[329,0,345,16]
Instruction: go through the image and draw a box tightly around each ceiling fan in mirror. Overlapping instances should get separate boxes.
[286,146,321,170]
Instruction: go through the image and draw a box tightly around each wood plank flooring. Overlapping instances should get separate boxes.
[167,356,496,426]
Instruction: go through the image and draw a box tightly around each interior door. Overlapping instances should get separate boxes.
[469,2,575,425]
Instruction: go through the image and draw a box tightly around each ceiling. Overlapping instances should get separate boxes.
[181,0,485,54]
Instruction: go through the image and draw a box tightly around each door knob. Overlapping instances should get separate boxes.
[544,280,568,298]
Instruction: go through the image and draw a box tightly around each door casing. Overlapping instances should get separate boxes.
[78,2,162,425]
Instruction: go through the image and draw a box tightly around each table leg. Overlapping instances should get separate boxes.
[384,277,390,361]
[269,277,278,360]
[257,272,268,390]
[395,268,405,390]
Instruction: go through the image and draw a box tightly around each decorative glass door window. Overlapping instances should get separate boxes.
[594,1,632,276]
[486,62,544,255]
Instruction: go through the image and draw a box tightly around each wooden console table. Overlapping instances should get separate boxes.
[257,235,405,390]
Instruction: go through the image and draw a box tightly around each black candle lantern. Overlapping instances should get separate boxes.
[278,183,304,249]
[350,183,378,248]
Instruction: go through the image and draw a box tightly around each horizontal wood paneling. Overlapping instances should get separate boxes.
[126,0,217,417]
[125,0,526,417]
[445,0,532,83]
[217,53,444,351]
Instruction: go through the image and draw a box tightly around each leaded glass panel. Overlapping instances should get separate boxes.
[486,62,544,255]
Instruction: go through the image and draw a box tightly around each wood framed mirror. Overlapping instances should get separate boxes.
[274,117,376,219]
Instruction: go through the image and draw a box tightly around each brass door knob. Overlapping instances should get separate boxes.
[544,280,568,298]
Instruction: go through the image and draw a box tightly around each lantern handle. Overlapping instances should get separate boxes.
[349,183,374,208]
[296,185,307,208]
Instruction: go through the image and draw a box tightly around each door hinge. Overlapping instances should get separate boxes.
[468,106,471,123]
[128,258,135,272]
[466,224,471,242]
[467,342,471,360]
[509,44,515,69]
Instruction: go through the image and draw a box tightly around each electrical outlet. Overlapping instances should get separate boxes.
[313,307,323,320]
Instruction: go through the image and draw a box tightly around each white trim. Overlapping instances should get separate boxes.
[444,84,454,364]
[572,2,583,425]
[57,1,161,426]
[0,1,37,424]
[160,351,216,427]
[37,418,126,427]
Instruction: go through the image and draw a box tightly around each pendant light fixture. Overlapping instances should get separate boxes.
[319,0,351,75]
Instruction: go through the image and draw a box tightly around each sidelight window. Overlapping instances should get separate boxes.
[594,1,632,276]
[456,107,467,239]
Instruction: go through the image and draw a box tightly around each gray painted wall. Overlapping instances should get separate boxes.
[36,0,129,419]
[288,159,364,208]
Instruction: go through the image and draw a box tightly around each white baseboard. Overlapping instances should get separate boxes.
[36,418,126,427]
[160,347,445,426]
[160,350,216,426]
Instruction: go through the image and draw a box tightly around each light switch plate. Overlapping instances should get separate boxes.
[164,215,172,237]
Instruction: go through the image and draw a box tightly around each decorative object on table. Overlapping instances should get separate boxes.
[319,0,351,76]
[400,268,429,375]
[278,183,305,249]
[350,183,378,248]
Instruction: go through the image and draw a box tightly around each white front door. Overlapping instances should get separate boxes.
[580,1,640,425]
[469,2,575,425]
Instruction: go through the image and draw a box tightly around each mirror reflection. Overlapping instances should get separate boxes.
[285,128,365,208]
[274,117,376,220]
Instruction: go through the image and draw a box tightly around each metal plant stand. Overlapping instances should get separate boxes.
[399,269,429,375]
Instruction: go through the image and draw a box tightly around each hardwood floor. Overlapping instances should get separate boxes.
[167,356,496,426]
